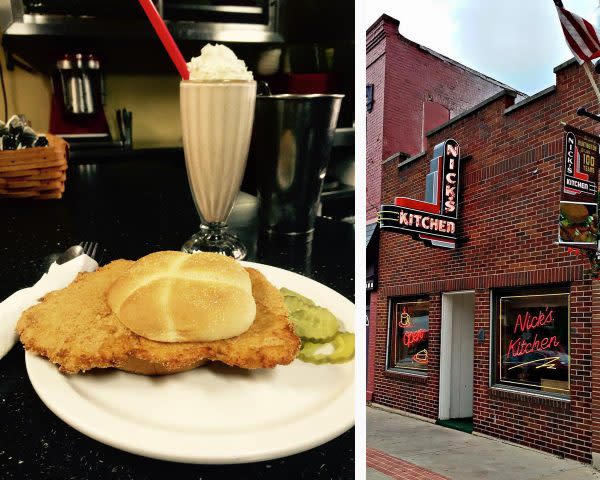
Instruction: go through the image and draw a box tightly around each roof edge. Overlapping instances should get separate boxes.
[366,13,399,35]
[553,57,577,73]
[426,89,518,137]
[382,151,411,166]
[416,44,526,96]
[504,85,556,115]
[398,151,426,170]
[365,14,525,98]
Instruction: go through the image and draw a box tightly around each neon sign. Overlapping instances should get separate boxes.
[513,309,555,333]
[506,334,560,358]
[507,356,559,371]
[412,349,428,364]
[403,329,427,348]
[499,293,569,393]
[393,300,430,371]
[379,139,462,249]
[399,306,411,326]
[506,308,560,360]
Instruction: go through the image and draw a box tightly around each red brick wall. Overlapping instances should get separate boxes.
[423,101,450,136]
[366,15,507,221]
[375,60,600,463]
[373,293,442,418]
[366,18,389,221]
[473,281,592,462]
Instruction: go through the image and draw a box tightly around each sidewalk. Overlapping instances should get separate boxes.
[367,405,600,480]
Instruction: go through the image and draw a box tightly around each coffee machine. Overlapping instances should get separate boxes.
[49,53,111,142]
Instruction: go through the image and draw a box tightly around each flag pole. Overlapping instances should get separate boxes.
[582,61,600,104]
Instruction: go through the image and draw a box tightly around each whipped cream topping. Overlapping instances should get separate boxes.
[187,44,253,81]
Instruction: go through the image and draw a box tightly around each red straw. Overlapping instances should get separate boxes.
[137,0,189,80]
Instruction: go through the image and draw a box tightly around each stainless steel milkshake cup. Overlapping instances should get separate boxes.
[252,94,344,235]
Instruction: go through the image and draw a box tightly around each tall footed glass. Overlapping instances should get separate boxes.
[180,80,256,259]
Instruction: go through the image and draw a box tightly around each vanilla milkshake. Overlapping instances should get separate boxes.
[180,44,256,259]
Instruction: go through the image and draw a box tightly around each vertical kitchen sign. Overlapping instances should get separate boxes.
[379,139,461,249]
[558,126,599,249]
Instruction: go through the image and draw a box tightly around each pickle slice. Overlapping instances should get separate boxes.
[280,287,316,307]
[280,286,353,360]
[283,295,308,314]
[291,306,340,342]
[299,332,355,364]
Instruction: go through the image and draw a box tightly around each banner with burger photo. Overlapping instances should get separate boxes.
[558,126,599,249]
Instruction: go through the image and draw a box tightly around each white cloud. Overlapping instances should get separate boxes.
[366,0,600,95]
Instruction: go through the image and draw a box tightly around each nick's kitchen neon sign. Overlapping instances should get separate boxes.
[506,308,561,360]
[379,139,461,249]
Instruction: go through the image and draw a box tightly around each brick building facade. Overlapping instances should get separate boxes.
[366,14,516,223]
[366,14,522,402]
[373,57,600,464]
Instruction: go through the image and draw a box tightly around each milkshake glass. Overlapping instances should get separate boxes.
[180,79,256,259]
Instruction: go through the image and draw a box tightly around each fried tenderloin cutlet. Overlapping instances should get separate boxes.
[16,259,300,374]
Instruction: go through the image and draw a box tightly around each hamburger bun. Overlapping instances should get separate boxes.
[107,251,256,343]
[561,202,590,224]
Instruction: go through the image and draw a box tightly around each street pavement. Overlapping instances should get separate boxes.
[367,405,600,480]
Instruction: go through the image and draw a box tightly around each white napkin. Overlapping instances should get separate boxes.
[0,254,98,360]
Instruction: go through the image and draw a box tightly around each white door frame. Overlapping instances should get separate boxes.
[439,290,475,420]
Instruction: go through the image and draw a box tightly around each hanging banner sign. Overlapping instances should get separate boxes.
[558,126,599,249]
[379,139,461,249]
[562,127,598,200]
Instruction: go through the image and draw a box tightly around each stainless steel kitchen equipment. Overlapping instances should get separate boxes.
[252,93,344,235]
[0,0,282,52]
[56,54,100,115]
[49,53,110,141]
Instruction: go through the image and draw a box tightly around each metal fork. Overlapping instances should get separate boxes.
[79,241,99,260]
[50,242,104,269]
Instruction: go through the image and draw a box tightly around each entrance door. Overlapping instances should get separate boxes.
[439,292,475,423]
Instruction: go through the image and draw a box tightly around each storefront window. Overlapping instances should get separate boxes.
[494,289,570,395]
[387,299,429,373]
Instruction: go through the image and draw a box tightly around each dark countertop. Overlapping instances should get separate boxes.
[0,157,355,480]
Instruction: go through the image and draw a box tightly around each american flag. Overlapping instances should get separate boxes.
[554,0,600,64]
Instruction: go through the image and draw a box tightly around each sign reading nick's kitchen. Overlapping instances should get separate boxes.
[558,126,600,249]
[379,139,462,249]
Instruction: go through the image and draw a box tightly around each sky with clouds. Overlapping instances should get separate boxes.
[365,0,599,95]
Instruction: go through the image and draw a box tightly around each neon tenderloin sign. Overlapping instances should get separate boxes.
[379,139,461,249]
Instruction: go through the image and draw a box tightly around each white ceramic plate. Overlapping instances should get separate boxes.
[25,261,355,464]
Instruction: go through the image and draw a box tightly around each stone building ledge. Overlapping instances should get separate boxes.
[489,386,570,410]
[384,369,428,383]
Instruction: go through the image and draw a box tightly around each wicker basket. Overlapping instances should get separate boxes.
[0,134,69,200]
